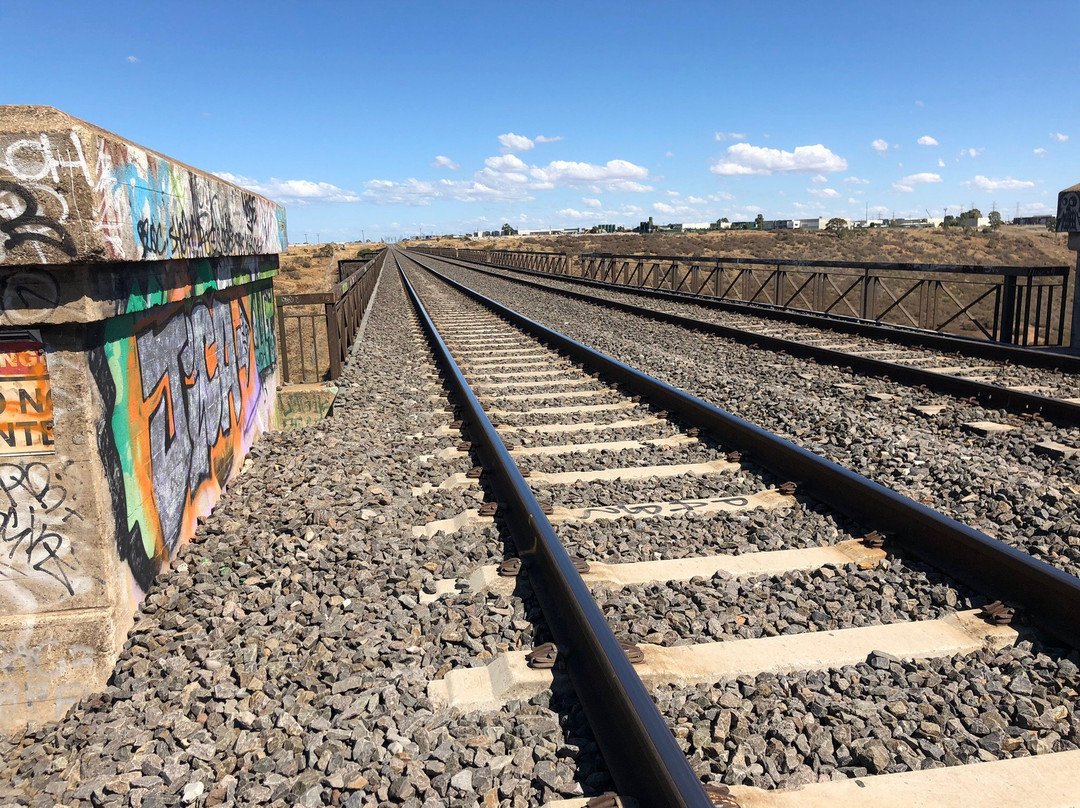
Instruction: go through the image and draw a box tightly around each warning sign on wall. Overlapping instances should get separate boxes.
[0,329,54,455]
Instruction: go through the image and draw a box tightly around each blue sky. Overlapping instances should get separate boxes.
[2,0,1076,242]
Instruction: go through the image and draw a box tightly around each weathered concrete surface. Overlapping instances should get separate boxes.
[0,107,284,732]
[728,750,1080,808]
[0,105,287,268]
[274,383,338,430]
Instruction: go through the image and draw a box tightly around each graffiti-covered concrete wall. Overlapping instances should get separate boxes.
[91,280,276,593]
[0,106,285,730]
[0,105,286,267]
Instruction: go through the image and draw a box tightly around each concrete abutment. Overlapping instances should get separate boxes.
[0,105,287,730]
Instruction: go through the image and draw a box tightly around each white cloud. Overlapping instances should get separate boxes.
[665,190,681,197]
[484,154,529,172]
[843,176,870,185]
[937,158,946,167]
[431,155,460,170]
[530,159,651,192]
[653,202,677,214]
[1016,202,1054,215]
[214,172,361,204]
[711,143,847,176]
[126,55,139,63]
[474,167,530,185]
[498,132,534,152]
[872,139,889,153]
[917,135,939,146]
[965,175,1036,192]
[1034,148,1047,158]
[960,147,984,158]
[557,208,597,220]
[811,174,828,184]
[892,172,942,192]
[595,180,653,193]
[714,132,748,141]
[362,177,531,206]
[361,150,652,208]
[809,187,841,198]
[535,135,563,143]
[915,100,925,107]
[709,191,736,201]
[665,151,675,158]
[686,196,708,204]
[1051,132,1069,142]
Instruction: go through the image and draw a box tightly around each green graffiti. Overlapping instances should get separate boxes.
[249,285,277,374]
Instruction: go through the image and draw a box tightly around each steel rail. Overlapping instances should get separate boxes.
[421,249,1080,373]
[407,250,1080,425]
[394,252,716,808]
[406,251,1080,650]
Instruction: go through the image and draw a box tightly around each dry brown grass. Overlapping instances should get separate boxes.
[412,227,1072,268]
[276,241,387,295]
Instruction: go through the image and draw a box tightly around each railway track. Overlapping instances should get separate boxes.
[395,248,1080,807]
[413,250,1080,425]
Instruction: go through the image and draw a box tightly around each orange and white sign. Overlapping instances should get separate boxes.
[0,330,54,455]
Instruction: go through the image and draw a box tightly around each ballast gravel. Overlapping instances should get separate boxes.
[4,254,1079,808]
[428,258,1080,579]
[0,267,610,807]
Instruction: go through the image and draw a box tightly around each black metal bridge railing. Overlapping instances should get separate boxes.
[417,246,1071,347]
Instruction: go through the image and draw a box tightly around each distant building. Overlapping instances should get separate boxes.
[681,222,712,231]
[1012,215,1053,226]
[890,217,943,229]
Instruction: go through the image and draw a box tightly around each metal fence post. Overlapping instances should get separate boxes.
[999,274,1018,344]
[276,299,290,384]
[1070,240,1080,352]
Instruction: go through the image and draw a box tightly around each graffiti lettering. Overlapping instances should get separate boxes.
[136,218,168,257]
[92,283,277,592]
[137,294,246,549]
[0,461,83,595]
[580,496,752,520]
[0,181,77,260]
[1059,190,1080,233]
[0,269,61,325]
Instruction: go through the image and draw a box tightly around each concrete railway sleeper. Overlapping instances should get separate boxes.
[395,248,1080,807]
[413,252,1080,425]
[411,251,1080,584]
